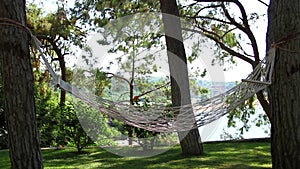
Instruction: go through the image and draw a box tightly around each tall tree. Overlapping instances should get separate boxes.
[0,0,43,168]
[180,0,271,136]
[27,2,89,106]
[267,0,300,168]
[160,0,204,155]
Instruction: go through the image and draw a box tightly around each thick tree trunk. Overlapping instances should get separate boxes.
[267,0,300,168]
[0,0,43,168]
[160,0,203,155]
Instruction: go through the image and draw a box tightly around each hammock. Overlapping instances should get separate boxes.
[32,35,276,133]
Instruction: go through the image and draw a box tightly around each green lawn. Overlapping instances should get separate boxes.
[0,141,271,169]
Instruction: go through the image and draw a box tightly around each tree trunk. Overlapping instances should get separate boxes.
[267,0,300,168]
[47,38,67,106]
[0,0,43,168]
[160,0,203,155]
[58,55,66,106]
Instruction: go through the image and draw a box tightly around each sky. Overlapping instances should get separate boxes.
[30,0,271,141]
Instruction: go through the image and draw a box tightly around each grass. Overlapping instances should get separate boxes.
[0,141,271,169]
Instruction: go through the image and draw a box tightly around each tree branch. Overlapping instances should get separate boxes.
[183,27,254,65]
[236,40,254,57]
[257,0,268,7]
[187,15,232,25]
[221,2,260,65]
[135,82,171,98]
[256,91,271,119]
[180,1,198,8]
[193,0,260,64]
[105,72,130,84]
[220,3,247,34]
[193,4,222,16]
[192,23,220,37]
[220,27,237,39]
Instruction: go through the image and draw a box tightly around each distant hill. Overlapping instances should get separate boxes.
[197,80,237,96]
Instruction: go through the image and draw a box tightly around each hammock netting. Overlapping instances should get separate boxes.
[32,35,276,133]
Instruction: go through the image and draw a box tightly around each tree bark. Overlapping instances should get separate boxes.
[160,0,203,155]
[267,0,300,168]
[46,38,67,106]
[0,0,43,168]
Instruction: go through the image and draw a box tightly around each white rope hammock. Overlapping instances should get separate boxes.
[32,35,276,133]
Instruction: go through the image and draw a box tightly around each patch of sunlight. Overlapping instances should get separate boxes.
[260,151,271,156]
[254,150,271,156]
[223,147,237,151]
[250,163,272,168]
[45,167,79,169]
[199,156,218,161]
[254,146,268,150]
[88,151,103,157]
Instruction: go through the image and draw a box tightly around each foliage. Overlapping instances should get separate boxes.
[27,1,121,150]
[0,141,272,169]
[27,1,117,152]
[32,51,116,152]
[220,129,244,140]
[228,96,256,135]
[224,95,270,137]
[56,101,95,153]
[27,1,94,105]
[89,0,161,25]
[82,11,169,149]
[180,1,262,66]
[72,98,121,147]
[35,80,116,152]
[35,84,115,153]
[132,97,160,150]
[27,2,88,49]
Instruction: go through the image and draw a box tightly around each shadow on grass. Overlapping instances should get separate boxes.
[107,142,271,169]
[0,149,10,169]
[0,141,271,169]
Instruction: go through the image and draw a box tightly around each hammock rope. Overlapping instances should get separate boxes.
[32,35,276,132]
[0,18,276,132]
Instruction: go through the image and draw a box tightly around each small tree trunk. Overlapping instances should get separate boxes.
[0,0,43,168]
[47,39,67,106]
[128,127,133,145]
[59,57,66,106]
[267,0,300,168]
[127,83,135,146]
[77,141,82,153]
[160,0,203,155]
